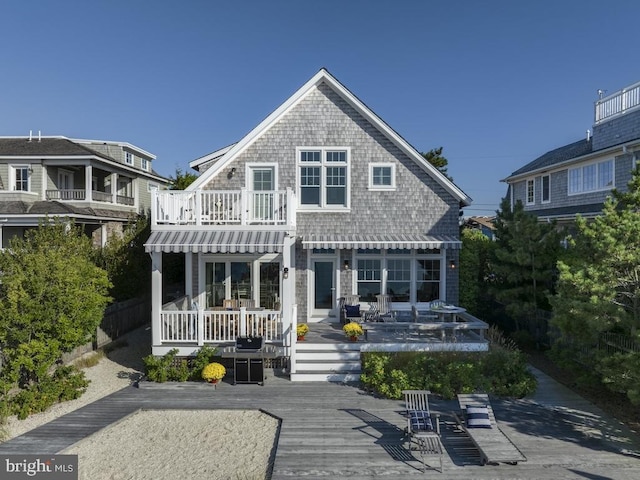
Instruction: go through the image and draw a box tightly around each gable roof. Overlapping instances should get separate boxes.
[187,68,471,206]
[0,137,104,157]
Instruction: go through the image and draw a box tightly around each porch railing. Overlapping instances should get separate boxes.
[45,189,135,206]
[152,188,296,227]
[160,308,283,345]
[46,189,86,200]
[595,81,640,124]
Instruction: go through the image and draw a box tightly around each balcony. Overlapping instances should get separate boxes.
[45,189,135,206]
[152,188,296,228]
[595,81,640,124]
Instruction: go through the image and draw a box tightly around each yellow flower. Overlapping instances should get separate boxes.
[343,322,364,337]
[202,362,226,381]
[296,323,310,337]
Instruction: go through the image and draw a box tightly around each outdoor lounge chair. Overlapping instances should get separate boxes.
[402,390,443,472]
[455,393,526,466]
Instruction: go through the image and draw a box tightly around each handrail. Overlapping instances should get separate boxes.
[595,81,640,124]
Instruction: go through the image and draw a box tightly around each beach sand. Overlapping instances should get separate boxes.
[63,409,279,480]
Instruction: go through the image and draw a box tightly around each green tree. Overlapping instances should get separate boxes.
[421,147,452,180]
[491,198,562,331]
[94,215,150,301]
[170,168,198,190]
[0,219,111,390]
[459,227,493,316]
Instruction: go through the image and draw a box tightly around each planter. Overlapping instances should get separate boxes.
[208,379,219,384]
[297,335,306,341]
[349,336,359,342]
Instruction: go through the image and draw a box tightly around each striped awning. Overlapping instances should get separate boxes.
[301,234,461,250]
[145,230,286,254]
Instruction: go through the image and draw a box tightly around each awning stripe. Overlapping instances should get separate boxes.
[144,230,286,254]
[301,234,461,250]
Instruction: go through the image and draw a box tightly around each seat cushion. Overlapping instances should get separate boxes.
[409,410,433,431]
[465,405,492,428]
[344,304,361,317]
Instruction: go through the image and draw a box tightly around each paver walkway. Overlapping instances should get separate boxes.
[1,368,639,479]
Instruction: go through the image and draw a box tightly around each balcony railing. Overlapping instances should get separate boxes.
[595,81,640,124]
[152,188,296,227]
[45,189,135,206]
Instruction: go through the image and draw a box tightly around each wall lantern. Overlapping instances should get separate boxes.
[283,267,289,279]
[449,259,456,269]
[344,259,350,270]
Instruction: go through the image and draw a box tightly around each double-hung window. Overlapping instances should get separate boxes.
[541,175,550,203]
[141,158,149,171]
[298,148,349,209]
[526,179,535,205]
[13,165,30,191]
[125,152,134,165]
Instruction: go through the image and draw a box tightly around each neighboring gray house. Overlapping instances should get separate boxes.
[145,68,472,357]
[502,79,640,225]
[0,135,170,247]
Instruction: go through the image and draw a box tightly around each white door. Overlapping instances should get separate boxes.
[249,166,275,221]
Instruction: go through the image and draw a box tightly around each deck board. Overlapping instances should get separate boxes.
[1,375,640,479]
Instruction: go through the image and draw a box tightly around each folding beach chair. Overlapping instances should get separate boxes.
[402,390,443,472]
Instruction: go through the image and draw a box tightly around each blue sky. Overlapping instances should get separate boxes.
[2,0,640,216]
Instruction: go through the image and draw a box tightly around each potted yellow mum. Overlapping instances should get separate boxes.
[343,321,364,341]
[202,362,226,384]
[296,323,310,341]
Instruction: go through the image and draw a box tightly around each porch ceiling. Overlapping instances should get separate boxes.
[144,230,286,253]
[301,234,461,250]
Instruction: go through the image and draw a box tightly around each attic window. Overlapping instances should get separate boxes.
[369,163,396,190]
[125,152,134,165]
[141,158,149,171]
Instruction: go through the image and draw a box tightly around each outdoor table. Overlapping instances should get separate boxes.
[429,305,466,322]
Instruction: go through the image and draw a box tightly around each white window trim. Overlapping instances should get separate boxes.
[541,174,551,204]
[526,178,535,205]
[368,162,396,191]
[10,164,31,192]
[124,152,134,166]
[245,163,279,191]
[567,158,615,196]
[296,146,351,211]
[141,158,150,171]
[147,182,160,192]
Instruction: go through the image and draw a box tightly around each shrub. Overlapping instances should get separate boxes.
[189,345,219,381]
[143,349,189,383]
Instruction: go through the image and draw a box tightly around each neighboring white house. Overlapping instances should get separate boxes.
[0,135,170,247]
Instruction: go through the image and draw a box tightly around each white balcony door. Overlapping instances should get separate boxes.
[58,170,74,199]
[249,166,275,221]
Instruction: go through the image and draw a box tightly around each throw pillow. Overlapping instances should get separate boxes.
[466,405,492,428]
[344,304,361,317]
[409,410,433,431]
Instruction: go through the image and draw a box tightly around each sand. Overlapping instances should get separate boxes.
[63,409,279,480]
[2,325,279,480]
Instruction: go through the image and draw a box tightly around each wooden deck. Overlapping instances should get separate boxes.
[2,370,640,479]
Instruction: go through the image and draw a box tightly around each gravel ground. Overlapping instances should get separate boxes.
[2,324,151,441]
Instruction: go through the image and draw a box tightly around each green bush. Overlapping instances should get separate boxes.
[143,347,219,383]
[361,347,537,400]
[10,366,88,420]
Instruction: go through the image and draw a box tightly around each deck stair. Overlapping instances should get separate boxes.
[290,322,362,382]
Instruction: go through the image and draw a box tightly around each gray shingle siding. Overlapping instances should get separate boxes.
[593,108,640,151]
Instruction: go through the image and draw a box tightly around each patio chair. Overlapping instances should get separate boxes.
[455,393,526,466]
[402,389,443,472]
[338,295,361,324]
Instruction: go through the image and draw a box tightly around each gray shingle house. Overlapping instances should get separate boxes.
[0,135,170,248]
[145,68,472,357]
[502,79,640,225]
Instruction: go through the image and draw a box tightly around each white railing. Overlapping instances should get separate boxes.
[46,189,86,200]
[595,81,640,124]
[160,308,283,345]
[152,188,295,227]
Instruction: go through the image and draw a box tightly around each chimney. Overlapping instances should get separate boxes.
[29,130,32,142]
[38,130,41,142]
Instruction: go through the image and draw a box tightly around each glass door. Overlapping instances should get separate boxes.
[312,260,335,315]
[250,166,275,221]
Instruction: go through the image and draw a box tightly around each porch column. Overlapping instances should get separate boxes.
[85,164,93,202]
[185,252,193,302]
[151,251,162,349]
[111,172,117,204]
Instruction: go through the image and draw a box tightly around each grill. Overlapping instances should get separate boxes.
[235,336,264,352]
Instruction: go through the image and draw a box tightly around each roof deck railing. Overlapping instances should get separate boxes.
[595,81,640,124]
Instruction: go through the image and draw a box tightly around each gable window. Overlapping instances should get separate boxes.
[526,179,535,205]
[125,152,134,165]
[298,148,349,209]
[369,163,396,190]
[141,158,149,171]
[12,165,30,191]
[541,175,550,203]
[568,159,614,194]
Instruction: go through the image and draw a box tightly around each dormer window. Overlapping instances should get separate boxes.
[141,158,149,171]
[125,152,134,165]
